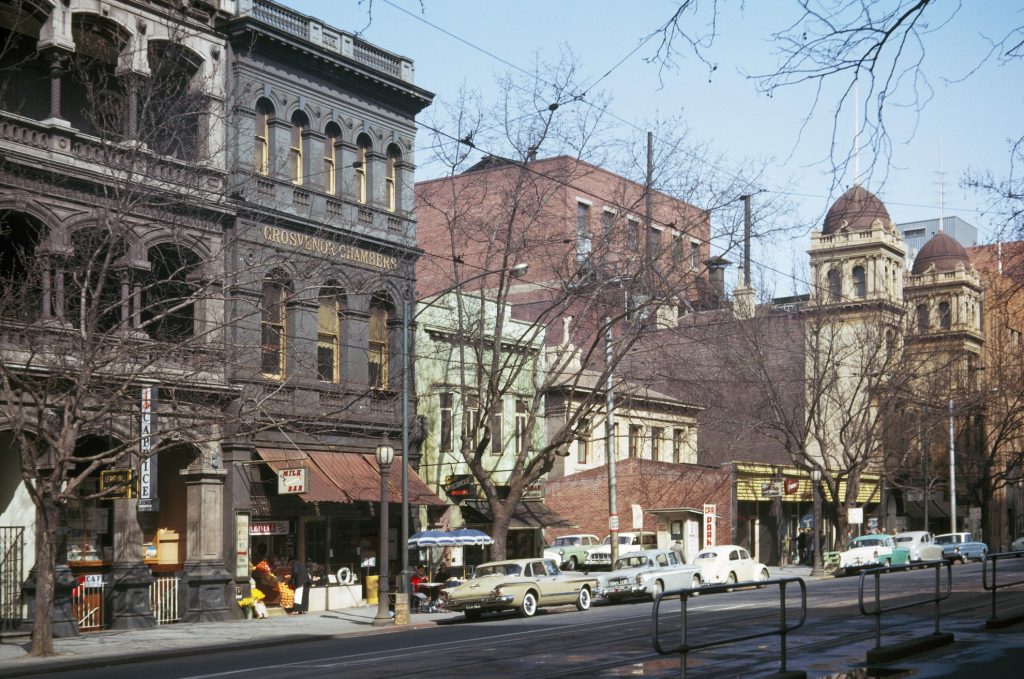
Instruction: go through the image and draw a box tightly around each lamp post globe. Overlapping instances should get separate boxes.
[372,440,396,626]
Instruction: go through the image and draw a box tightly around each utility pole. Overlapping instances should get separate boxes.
[949,399,957,534]
[400,299,411,594]
[605,317,619,565]
[923,404,930,532]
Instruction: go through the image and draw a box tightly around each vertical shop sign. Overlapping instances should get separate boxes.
[138,387,159,511]
[235,513,250,578]
[703,503,717,548]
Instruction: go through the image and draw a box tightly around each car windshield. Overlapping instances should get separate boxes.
[602,536,636,546]
[854,538,884,547]
[614,555,648,569]
[554,537,580,547]
[934,535,956,545]
[696,551,718,560]
[473,564,522,578]
[894,537,913,543]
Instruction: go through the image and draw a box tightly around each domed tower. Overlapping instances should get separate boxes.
[904,231,983,380]
[808,185,907,312]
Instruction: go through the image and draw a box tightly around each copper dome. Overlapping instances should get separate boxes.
[911,231,970,275]
[822,185,891,235]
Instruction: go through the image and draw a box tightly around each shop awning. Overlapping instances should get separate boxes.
[255,448,444,506]
[461,500,576,529]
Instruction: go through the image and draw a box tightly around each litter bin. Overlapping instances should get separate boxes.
[365,575,378,605]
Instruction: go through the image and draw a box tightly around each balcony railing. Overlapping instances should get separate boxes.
[243,0,411,82]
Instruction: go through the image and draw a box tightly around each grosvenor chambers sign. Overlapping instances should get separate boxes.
[261,226,398,271]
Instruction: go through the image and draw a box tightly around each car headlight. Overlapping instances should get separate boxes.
[635,574,643,585]
[491,587,502,597]
[559,549,565,556]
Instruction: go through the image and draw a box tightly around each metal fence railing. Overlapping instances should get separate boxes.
[652,577,807,679]
[857,560,953,663]
[982,549,1024,628]
[150,575,180,625]
[71,579,105,632]
[0,526,25,633]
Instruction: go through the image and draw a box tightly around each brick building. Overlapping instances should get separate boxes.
[545,458,732,564]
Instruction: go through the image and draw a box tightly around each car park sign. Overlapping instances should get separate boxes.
[703,504,716,547]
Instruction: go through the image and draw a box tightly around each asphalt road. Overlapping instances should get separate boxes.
[31,561,1024,679]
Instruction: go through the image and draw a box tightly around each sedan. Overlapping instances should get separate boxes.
[934,532,988,563]
[692,545,769,586]
[442,558,598,621]
[594,549,702,602]
[835,534,910,575]
[1012,535,1024,552]
[893,531,944,562]
[543,534,601,570]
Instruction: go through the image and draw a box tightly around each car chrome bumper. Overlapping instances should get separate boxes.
[443,595,515,611]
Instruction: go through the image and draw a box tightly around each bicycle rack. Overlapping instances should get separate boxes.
[652,577,807,679]
[857,560,953,664]
[982,549,1024,629]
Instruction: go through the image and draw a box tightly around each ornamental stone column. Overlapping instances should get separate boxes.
[108,496,157,630]
[179,465,232,623]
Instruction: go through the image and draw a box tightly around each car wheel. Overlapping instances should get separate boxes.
[518,591,538,618]
[465,610,482,622]
[567,556,578,570]
[979,550,988,562]
[650,580,664,601]
[725,572,737,591]
[756,568,769,588]
[690,574,701,594]
[884,558,892,568]
[575,587,591,611]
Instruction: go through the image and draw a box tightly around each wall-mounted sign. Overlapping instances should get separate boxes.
[848,507,864,525]
[761,481,783,497]
[523,480,545,501]
[443,474,477,500]
[703,504,717,548]
[784,478,799,495]
[261,226,399,271]
[250,521,290,536]
[906,489,924,502]
[138,386,159,512]
[277,468,308,494]
[235,513,250,578]
[101,468,135,498]
[631,504,643,530]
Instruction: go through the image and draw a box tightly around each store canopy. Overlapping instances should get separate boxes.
[462,500,576,529]
[255,448,444,506]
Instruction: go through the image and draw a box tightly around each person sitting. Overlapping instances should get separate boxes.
[409,566,429,612]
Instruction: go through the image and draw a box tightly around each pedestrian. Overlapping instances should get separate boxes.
[290,558,311,614]
[796,529,808,565]
[671,540,687,565]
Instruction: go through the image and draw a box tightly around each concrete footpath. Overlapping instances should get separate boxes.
[0,605,461,678]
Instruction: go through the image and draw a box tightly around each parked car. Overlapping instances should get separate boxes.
[1011,535,1024,552]
[543,534,601,570]
[442,558,598,620]
[933,532,988,564]
[692,545,769,586]
[593,549,702,602]
[834,534,911,575]
[584,532,658,568]
[893,531,945,562]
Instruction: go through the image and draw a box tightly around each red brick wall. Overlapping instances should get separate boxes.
[545,458,733,545]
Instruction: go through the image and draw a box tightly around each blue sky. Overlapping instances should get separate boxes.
[289,0,1021,293]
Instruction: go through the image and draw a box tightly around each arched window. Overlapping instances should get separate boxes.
[68,228,126,333]
[916,303,930,332]
[852,266,866,298]
[289,111,308,185]
[255,99,274,175]
[939,301,951,330]
[261,275,288,378]
[317,286,346,382]
[146,42,204,160]
[386,144,401,212]
[827,268,841,301]
[143,244,200,341]
[324,123,341,194]
[368,293,391,388]
[65,15,129,139]
[0,211,45,321]
[355,134,372,204]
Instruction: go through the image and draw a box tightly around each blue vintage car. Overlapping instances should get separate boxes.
[933,532,988,563]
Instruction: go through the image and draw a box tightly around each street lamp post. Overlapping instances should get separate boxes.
[810,467,823,576]
[372,440,395,627]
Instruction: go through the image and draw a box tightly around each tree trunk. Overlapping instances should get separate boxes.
[30,501,60,656]
[488,501,516,561]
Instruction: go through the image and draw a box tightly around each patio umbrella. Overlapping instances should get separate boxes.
[407,529,457,548]
[445,528,494,546]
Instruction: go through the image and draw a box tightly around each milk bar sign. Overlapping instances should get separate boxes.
[277,468,308,494]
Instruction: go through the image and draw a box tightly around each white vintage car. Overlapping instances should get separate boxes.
[583,532,658,567]
[692,545,769,586]
[442,558,598,621]
[543,534,601,570]
[594,549,702,602]
[893,531,944,562]
[834,534,910,575]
